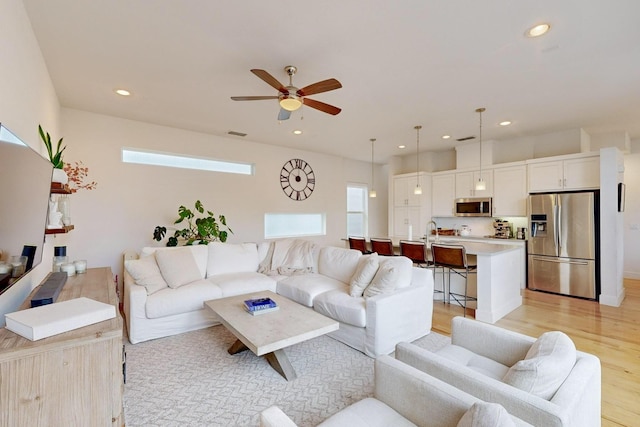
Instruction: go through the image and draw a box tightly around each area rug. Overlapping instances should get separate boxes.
[123,326,450,426]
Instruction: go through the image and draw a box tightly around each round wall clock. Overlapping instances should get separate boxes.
[280,158,315,201]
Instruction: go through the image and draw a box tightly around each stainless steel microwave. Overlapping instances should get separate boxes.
[454,197,492,217]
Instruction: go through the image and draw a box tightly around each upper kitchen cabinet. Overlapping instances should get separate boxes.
[455,170,493,198]
[392,172,431,239]
[431,172,456,217]
[528,154,600,193]
[492,164,527,216]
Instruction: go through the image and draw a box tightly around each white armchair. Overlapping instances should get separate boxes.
[395,317,601,427]
[260,355,532,427]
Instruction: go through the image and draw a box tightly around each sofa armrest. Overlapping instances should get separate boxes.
[123,267,149,344]
[260,406,298,427]
[395,342,568,427]
[364,277,433,356]
[451,316,533,367]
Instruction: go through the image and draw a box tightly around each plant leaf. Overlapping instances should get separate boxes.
[153,226,167,241]
[195,200,204,214]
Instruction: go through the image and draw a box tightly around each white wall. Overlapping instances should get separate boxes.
[58,108,388,285]
[623,142,640,279]
[0,0,61,323]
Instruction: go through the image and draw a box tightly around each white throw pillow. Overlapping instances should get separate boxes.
[124,254,168,295]
[318,246,362,283]
[502,331,577,400]
[378,255,413,288]
[155,247,203,289]
[363,261,399,298]
[206,242,259,276]
[457,402,515,427]
[140,245,208,278]
[349,253,379,297]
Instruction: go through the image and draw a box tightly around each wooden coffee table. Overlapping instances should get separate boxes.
[204,291,339,381]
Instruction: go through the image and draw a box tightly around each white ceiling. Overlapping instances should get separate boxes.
[22,0,640,163]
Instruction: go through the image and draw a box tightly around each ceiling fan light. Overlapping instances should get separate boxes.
[280,97,302,111]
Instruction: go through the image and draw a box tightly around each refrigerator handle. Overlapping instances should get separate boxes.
[556,199,562,251]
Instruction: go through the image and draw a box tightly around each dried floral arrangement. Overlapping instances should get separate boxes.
[63,161,98,193]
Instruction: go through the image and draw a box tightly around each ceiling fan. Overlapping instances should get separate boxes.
[231,66,342,120]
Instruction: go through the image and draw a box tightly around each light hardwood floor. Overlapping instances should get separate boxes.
[431,278,640,427]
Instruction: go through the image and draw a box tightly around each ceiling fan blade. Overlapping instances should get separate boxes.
[297,78,342,97]
[303,98,342,115]
[231,96,279,101]
[251,69,288,94]
[278,108,291,121]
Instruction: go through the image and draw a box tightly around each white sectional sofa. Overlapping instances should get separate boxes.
[123,239,434,357]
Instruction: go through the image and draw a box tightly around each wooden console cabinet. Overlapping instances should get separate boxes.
[0,267,124,426]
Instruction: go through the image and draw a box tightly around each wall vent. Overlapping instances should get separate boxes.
[456,135,476,142]
[227,130,247,137]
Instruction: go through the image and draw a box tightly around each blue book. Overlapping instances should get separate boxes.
[243,297,277,312]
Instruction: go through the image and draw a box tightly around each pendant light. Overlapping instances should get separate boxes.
[414,125,422,195]
[475,108,486,191]
[369,138,377,198]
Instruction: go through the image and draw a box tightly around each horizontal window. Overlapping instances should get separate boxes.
[122,148,254,175]
[264,213,326,239]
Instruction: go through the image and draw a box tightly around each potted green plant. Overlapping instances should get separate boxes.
[39,124,68,183]
[153,200,233,246]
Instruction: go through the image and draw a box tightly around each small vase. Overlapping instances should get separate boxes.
[52,168,68,184]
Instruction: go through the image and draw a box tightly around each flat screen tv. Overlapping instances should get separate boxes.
[0,123,53,294]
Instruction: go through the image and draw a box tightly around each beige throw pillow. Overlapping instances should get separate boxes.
[457,402,516,427]
[155,247,203,289]
[363,261,398,298]
[502,331,577,400]
[124,254,168,295]
[349,253,379,297]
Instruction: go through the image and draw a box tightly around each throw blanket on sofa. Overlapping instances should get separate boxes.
[259,239,316,276]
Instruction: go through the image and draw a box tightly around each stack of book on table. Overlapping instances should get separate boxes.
[243,297,279,315]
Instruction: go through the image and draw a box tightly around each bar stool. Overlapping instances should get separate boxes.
[430,243,477,317]
[399,240,430,268]
[348,236,371,254]
[370,238,395,256]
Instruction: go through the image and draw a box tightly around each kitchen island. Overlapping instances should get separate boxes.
[429,238,525,323]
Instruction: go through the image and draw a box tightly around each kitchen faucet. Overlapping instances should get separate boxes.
[426,220,439,244]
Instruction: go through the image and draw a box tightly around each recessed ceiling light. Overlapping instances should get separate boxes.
[398,145,406,149]
[526,23,551,38]
[292,130,303,135]
[442,135,451,139]
[115,89,131,96]
[499,121,512,126]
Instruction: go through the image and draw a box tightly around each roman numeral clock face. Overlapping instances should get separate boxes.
[280,158,315,201]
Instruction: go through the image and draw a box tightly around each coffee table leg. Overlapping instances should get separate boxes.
[264,349,297,381]
[228,339,248,355]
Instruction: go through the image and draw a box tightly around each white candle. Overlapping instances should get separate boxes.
[61,263,76,276]
[0,263,10,274]
[408,225,413,240]
[74,260,87,274]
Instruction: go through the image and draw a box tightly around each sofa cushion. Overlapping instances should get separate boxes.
[318,246,362,283]
[140,245,208,278]
[145,279,223,318]
[363,257,411,298]
[206,242,259,277]
[314,289,367,327]
[124,253,168,295]
[317,397,416,427]
[206,271,277,297]
[155,246,203,289]
[277,273,346,307]
[350,253,380,297]
[502,331,577,400]
[457,402,515,427]
[436,345,510,380]
[378,256,413,289]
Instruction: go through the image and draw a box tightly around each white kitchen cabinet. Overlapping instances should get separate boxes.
[493,165,527,216]
[431,172,456,217]
[391,172,430,239]
[528,155,599,192]
[455,170,493,198]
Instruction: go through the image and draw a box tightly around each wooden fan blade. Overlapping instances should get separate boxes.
[303,98,342,115]
[251,69,288,94]
[231,96,279,101]
[278,108,291,121]
[297,78,342,97]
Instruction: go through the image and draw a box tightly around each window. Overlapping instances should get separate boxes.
[347,184,368,237]
[264,213,326,239]
[122,148,254,175]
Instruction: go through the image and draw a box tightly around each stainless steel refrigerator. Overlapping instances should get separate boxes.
[528,191,599,300]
